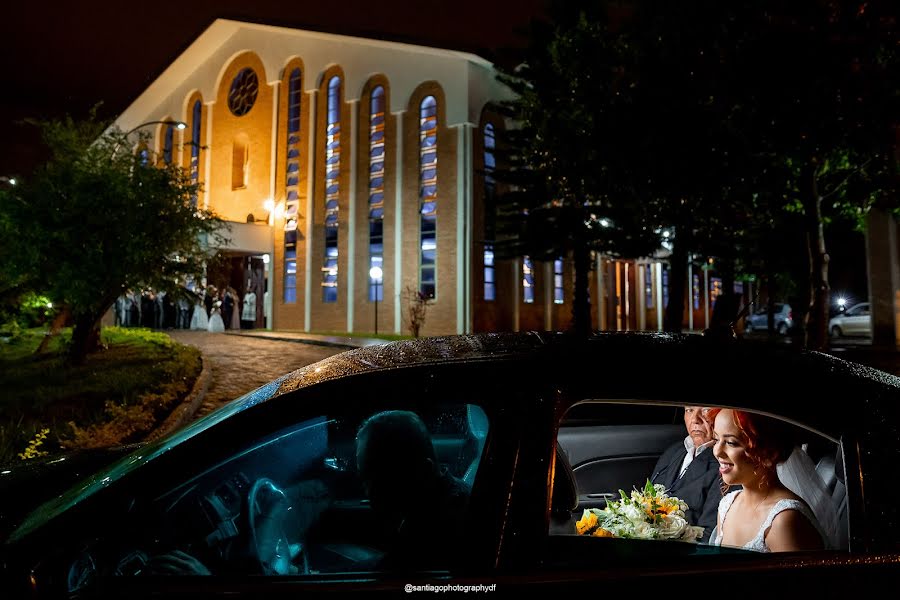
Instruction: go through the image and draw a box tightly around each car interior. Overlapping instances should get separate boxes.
[57,403,489,592]
[552,402,849,552]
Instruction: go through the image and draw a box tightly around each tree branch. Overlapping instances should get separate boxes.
[819,158,873,202]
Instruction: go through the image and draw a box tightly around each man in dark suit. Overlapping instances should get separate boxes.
[650,406,723,543]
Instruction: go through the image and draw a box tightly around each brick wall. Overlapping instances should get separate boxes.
[401,81,458,337]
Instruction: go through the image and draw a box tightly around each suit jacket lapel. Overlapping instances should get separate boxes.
[678,449,717,487]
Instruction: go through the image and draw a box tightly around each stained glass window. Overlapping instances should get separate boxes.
[419,96,437,299]
[322,76,341,303]
[284,69,302,303]
[369,86,385,302]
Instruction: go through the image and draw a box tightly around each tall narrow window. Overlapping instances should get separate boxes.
[483,123,496,302]
[662,267,670,308]
[190,100,202,207]
[645,264,654,309]
[710,277,723,307]
[283,69,302,304]
[523,257,535,304]
[692,274,700,310]
[554,259,564,304]
[484,245,495,301]
[322,76,341,303]
[368,86,386,302]
[232,134,249,189]
[163,124,174,165]
[419,96,437,299]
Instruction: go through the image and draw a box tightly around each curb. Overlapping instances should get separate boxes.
[223,331,359,350]
[144,355,212,442]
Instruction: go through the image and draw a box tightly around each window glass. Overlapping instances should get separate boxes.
[60,403,489,588]
[551,402,847,558]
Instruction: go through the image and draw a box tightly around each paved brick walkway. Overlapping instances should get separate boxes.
[167,331,346,419]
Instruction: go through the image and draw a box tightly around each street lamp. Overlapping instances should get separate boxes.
[0,176,16,186]
[369,266,383,335]
[112,120,187,156]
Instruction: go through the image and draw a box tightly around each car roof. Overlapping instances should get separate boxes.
[269,331,898,436]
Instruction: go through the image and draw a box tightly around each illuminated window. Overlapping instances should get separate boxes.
[369,86,385,302]
[554,259,564,304]
[662,267,669,308]
[162,124,174,165]
[693,274,700,310]
[483,123,496,302]
[419,96,437,299]
[523,257,535,304]
[322,76,341,303]
[232,134,249,190]
[284,69,302,303]
[710,277,723,307]
[190,100,201,207]
[484,245,495,301]
[645,264,654,309]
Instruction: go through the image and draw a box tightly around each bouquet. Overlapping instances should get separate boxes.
[575,480,704,543]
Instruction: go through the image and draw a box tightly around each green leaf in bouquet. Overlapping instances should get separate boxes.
[644,479,655,496]
[618,489,629,502]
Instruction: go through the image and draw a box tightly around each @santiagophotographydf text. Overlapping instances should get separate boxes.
[405,583,497,593]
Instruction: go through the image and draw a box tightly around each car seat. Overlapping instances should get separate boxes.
[461,405,489,489]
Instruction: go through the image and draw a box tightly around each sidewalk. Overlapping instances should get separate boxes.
[224,330,389,350]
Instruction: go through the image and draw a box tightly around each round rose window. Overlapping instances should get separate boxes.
[228,68,259,116]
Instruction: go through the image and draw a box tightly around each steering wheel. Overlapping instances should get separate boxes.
[247,478,306,575]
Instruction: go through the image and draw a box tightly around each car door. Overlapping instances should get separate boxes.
[848,303,871,336]
[6,361,529,597]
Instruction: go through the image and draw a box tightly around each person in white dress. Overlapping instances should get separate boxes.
[189,290,209,331]
[707,408,836,552]
[207,300,225,333]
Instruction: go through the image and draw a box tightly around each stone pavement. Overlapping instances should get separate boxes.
[166,331,350,419]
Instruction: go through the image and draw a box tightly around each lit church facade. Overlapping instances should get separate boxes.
[115,19,733,336]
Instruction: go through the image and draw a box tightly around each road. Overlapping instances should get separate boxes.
[167,331,346,419]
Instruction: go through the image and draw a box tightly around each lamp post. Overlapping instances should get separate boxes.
[369,266,383,335]
[112,120,187,157]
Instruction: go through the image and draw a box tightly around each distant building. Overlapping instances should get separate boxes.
[115,19,732,335]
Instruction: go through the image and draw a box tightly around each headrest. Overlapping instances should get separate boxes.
[551,444,578,515]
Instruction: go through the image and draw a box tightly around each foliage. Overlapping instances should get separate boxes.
[0,327,201,465]
[405,286,433,338]
[0,111,229,361]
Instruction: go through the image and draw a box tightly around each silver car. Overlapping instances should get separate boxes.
[829,302,872,338]
[745,303,793,335]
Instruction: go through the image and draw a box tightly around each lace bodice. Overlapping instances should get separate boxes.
[711,490,825,552]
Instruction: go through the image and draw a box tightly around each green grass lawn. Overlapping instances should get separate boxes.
[0,327,201,465]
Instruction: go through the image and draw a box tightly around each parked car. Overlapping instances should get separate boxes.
[744,303,793,335]
[829,302,872,338]
[2,332,898,597]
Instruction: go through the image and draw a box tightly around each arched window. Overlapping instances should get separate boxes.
[190,100,202,207]
[523,256,535,304]
[284,68,302,304]
[418,96,438,299]
[163,124,174,165]
[368,86,386,302]
[322,76,341,303]
[483,122,496,302]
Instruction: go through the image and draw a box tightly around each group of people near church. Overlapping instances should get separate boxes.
[116,285,258,333]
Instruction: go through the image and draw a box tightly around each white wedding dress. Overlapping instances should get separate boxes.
[189,302,209,330]
[207,308,225,333]
[710,489,826,552]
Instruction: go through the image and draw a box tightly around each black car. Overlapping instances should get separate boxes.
[1,332,899,597]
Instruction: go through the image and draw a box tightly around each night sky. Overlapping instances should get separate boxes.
[2,0,868,301]
[2,0,547,177]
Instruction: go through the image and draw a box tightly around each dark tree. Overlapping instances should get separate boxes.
[0,114,228,362]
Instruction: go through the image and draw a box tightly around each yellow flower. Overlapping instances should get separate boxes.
[576,511,599,535]
[592,527,615,538]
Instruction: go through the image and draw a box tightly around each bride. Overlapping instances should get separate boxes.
[707,408,838,552]
[208,299,225,333]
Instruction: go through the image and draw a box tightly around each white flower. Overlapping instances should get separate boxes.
[656,515,688,540]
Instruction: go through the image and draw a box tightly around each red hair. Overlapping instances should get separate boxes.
[708,408,797,489]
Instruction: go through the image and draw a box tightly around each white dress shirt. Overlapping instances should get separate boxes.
[678,436,714,479]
